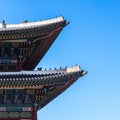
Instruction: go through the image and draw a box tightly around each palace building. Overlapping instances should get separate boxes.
[0,16,87,120]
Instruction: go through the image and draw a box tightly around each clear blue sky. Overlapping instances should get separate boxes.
[0,0,120,120]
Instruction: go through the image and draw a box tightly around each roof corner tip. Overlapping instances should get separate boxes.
[81,71,88,76]
[65,20,70,25]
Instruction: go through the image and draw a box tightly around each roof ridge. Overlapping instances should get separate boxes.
[0,16,65,29]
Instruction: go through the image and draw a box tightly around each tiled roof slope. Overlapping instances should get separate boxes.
[0,66,86,89]
[0,16,68,40]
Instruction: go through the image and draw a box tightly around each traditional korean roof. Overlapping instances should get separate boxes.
[0,16,67,40]
[0,65,87,110]
[0,17,87,113]
[0,16,68,71]
[0,66,86,89]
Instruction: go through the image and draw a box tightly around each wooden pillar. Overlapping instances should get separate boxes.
[32,111,37,120]
[17,63,23,71]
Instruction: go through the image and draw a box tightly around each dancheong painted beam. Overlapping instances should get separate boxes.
[0,16,87,120]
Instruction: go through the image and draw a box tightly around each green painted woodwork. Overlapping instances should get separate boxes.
[6,107,23,112]
[0,112,32,118]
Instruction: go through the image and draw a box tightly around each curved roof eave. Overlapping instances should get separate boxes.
[0,16,67,31]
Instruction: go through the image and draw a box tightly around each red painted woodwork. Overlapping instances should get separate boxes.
[32,111,37,120]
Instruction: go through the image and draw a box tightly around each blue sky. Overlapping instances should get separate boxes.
[0,0,120,120]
